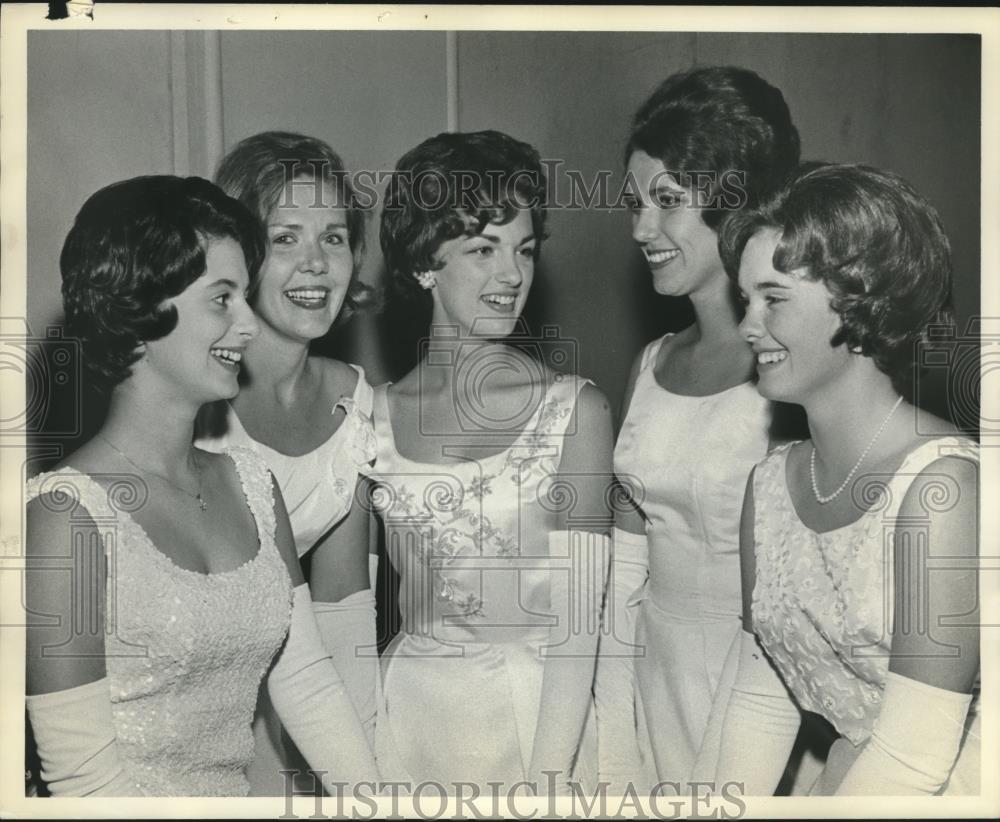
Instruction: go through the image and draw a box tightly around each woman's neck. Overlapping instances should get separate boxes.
[686,271,744,345]
[100,381,199,473]
[240,326,313,407]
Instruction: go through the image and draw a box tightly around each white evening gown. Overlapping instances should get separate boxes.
[613,334,771,784]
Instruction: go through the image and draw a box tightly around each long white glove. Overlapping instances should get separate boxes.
[26,678,144,796]
[268,582,380,792]
[593,527,648,788]
[714,630,800,796]
[835,671,973,795]
[312,573,379,747]
[528,529,610,792]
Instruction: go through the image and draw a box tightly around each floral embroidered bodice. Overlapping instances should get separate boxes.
[25,447,292,796]
[369,372,589,637]
[197,364,376,557]
[751,436,979,746]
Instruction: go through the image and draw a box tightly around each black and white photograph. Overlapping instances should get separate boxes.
[1,4,997,819]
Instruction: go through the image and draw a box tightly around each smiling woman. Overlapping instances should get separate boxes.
[368,130,613,793]
[24,175,380,796]
[196,132,382,795]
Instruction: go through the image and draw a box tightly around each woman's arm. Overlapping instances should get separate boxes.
[707,470,801,795]
[266,475,381,789]
[25,496,144,795]
[528,382,614,791]
[835,454,979,795]
[307,479,380,745]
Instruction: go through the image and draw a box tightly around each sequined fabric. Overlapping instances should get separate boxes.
[368,373,595,786]
[25,447,293,796]
[751,436,979,747]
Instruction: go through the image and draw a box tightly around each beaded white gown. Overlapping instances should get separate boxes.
[751,436,981,795]
[24,448,292,796]
[196,363,378,794]
[612,334,771,783]
[368,374,599,788]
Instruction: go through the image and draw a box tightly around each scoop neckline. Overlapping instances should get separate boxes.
[644,333,756,400]
[227,363,364,460]
[777,435,971,538]
[376,379,554,469]
[31,455,267,579]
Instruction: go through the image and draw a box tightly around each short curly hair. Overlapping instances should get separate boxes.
[60,175,264,389]
[215,130,376,323]
[719,163,953,391]
[380,130,547,311]
[627,65,801,229]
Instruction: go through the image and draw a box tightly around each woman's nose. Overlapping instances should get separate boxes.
[632,207,659,244]
[300,241,328,275]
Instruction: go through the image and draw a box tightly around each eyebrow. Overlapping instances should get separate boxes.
[472,233,537,245]
[754,279,792,291]
[267,222,348,230]
[205,278,242,290]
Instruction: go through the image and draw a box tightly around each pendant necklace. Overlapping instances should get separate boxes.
[98,433,208,512]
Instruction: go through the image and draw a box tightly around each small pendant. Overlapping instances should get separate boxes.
[197,494,208,512]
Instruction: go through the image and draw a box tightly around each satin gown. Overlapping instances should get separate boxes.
[368,374,599,788]
[613,334,771,783]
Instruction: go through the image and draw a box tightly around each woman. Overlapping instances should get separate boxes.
[595,66,802,789]
[196,132,379,794]
[369,130,612,792]
[708,163,979,795]
[24,175,379,795]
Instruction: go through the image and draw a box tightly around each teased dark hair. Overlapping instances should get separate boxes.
[215,130,376,323]
[380,129,547,310]
[61,175,264,388]
[627,65,801,229]
[719,163,953,391]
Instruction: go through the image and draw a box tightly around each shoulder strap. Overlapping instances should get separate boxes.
[879,436,979,520]
[224,446,277,547]
[638,334,671,372]
[348,364,375,418]
[25,469,123,558]
[530,373,594,442]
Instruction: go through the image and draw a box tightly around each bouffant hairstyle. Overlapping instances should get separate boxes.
[215,130,375,322]
[60,175,264,389]
[719,163,953,391]
[627,65,801,229]
[380,130,547,310]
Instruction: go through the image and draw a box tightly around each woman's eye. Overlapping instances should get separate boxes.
[518,246,536,258]
[323,233,346,246]
[212,293,231,307]
[656,192,683,209]
[765,295,785,306]
[471,246,494,257]
[271,234,295,246]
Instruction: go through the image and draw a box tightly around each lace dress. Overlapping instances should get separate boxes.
[196,363,378,794]
[613,334,771,782]
[751,436,981,795]
[24,447,292,796]
[368,373,597,787]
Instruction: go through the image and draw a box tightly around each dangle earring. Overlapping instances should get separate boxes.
[415,271,437,290]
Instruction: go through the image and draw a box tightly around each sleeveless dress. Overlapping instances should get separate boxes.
[24,447,292,796]
[195,363,377,795]
[368,373,597,788]
[613,334,771,783]
[751,436,981,795]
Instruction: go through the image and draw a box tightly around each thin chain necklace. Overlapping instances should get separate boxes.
[98,433,208,512]
[810,395,903,505]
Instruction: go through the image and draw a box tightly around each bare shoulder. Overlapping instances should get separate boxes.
[315,356,360,402]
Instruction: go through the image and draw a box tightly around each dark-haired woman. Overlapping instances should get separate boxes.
[369,130,612,791]
[196,132,379,794]
[706,164,979,795]
[594,66,802,789]
[25,176,379,795]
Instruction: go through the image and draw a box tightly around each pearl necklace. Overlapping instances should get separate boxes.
[810,395,903,505]
[98,434,208,512]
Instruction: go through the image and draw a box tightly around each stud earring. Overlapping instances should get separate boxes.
[415,271,437,290]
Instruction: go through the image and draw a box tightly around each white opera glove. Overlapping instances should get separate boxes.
[26,678,144,796]
[714,630,801,796]
[312,586,379,748]
[593,527,649,788]
[835,672,973,795]
[268,583,380,791]
[529,529,610,791]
